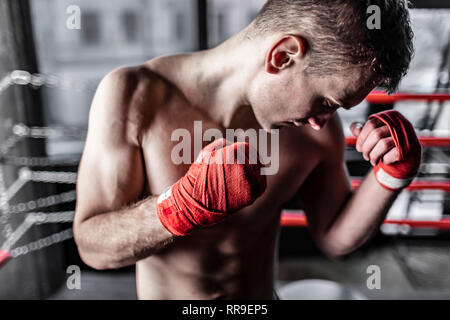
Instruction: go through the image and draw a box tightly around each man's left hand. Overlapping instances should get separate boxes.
[350,110,422,191]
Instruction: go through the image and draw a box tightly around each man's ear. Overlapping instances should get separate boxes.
[266,35,307,74]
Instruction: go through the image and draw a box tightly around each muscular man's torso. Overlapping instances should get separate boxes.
[125,57,336,299]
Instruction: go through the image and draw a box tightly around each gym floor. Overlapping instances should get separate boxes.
[48,231,450,300]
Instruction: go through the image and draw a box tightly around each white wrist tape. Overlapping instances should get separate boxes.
[375,167,414,191]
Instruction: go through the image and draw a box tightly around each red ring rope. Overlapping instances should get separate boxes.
[281,179,450,229]
[351,180,450,192]
[281,213,450,230]
[366,91,450,104]
[346,136,450,148]
[0,250,11,267]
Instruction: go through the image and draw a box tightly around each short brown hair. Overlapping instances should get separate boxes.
[249,0,414,93]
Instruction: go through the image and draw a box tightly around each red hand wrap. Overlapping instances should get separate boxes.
[369,111,422,191]
[156,139,267,236]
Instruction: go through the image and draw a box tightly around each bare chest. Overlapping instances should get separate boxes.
[140,107,321,236]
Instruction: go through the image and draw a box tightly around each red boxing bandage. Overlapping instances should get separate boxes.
[369,111,422,191]
[156,139,267,236]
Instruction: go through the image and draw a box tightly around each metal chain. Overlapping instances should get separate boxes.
[0,155,80,167]
[0,73,12,93]
[9,228,73,258]
[2,169,77,203]
[1,210,74,253]
[0,70,96,94]
[4,178,28,202]
[0,165,13,242]
[19,167,78,184]
[29,211,74,225]
[0,123,86,167]
[0,70,87,259]
[0,167,10,213]
[7,190,76,215]
[0,135,22,156]
[1,215,35,251]
[12,123,87,139]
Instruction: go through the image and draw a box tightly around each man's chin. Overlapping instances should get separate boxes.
[264,124,285,134]
[256,118,283,133]
[266,123,280,132]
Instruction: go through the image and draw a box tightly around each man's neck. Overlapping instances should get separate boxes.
[152,32,261,129]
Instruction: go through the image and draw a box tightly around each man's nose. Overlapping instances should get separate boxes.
[309,113,333,130]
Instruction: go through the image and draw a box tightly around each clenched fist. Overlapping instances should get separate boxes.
[351,111,422,191]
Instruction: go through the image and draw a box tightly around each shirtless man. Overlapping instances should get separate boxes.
[73,0,419,299]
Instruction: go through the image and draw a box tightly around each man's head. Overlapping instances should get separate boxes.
[245,0,414,131]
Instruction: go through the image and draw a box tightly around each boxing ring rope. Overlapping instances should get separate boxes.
[281,178,450,230]
[280,213,450,230]
[351,179,450,192]
[347,90,450,147]
[345,136,450,148]
[0,71,85,269]
[365,90,450,104]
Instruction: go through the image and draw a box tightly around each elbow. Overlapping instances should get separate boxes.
[316,237,357,262]
[323,250,350,263]
[73,221,115,271]
[79,251,111,271]
[77,245,117,271]
[77,245,111,271]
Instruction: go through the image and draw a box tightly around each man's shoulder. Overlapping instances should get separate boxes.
[100,65,174,111]
[94,64,178,126]
[89,65,178,146]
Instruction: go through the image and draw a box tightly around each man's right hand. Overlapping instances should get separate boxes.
[156,139,267,236]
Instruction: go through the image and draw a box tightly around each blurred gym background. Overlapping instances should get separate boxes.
[0,0,449,299]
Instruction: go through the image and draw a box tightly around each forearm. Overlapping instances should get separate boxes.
[74,196,175,270]
[321,170,399,258]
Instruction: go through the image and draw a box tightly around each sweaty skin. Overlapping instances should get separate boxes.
[74,31,400,300]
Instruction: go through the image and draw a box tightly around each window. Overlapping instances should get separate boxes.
[82,12,100,45]
[175,13,185,41]
[122,11,138,43]
[217,12,227,41]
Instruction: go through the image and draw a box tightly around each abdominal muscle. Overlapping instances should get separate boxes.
[135,209,281,300]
